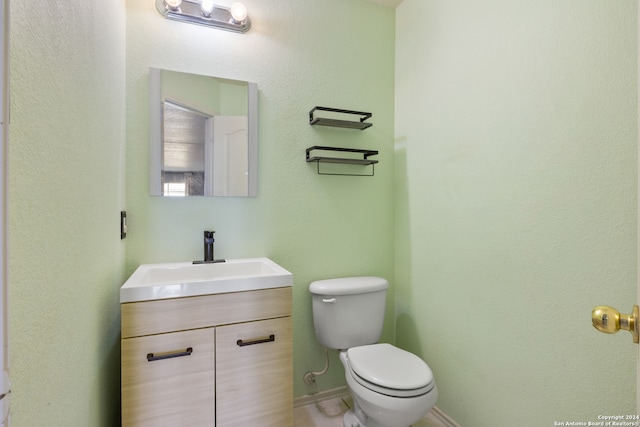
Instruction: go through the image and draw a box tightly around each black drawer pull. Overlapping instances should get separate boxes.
[147,347,193,362]
[237,334,275,347]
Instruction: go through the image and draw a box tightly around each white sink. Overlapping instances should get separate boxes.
[120,257,293,303]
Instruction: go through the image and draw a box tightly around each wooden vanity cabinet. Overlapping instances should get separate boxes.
[216,316,293,426]
[121,287,293,427]
[121,328,216,426]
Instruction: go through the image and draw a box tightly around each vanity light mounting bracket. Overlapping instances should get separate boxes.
[155,0,251,33]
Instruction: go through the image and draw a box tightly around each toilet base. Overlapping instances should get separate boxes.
[342,407,411,427]
[343,409,360,427]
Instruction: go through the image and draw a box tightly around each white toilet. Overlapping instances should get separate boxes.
[309,276,438,427]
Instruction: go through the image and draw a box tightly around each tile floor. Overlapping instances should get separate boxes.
[293,395,448,427]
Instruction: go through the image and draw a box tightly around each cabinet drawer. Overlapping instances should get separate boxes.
[122,328,215,426]
[121,286,292,338]
[216,317,293,426]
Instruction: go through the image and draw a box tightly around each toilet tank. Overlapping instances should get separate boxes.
[309,277,388,350]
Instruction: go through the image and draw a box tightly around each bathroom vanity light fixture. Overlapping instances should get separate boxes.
[156,0,251,33]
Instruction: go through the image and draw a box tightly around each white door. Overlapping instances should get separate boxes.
[212,116,248,197]
[637,4,640,414]
[592,4,640,414]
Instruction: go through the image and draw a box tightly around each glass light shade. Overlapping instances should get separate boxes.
[201,0,215,17]
[230,2,248,23]
[164,0,182,9]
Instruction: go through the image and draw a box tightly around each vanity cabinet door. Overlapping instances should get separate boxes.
[121,327,215,426]
[216,317,293,427]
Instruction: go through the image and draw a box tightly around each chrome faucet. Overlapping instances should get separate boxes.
[193,230,226,264]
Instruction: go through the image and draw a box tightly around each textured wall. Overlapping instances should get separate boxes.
[8,1,127,425]
[125,0,396,397]
[395,1,637,425]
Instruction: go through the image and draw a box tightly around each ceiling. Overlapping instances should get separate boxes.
[366,0,403,8]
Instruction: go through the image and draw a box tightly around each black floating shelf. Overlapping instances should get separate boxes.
[306,146,379,165]
[306,146,379,176]
[309,106,372,130]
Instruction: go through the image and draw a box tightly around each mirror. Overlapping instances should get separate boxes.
[149,68,258,197]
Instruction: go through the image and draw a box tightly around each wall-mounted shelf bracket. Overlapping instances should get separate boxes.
[309,107,372,130]
[306,146,378,176]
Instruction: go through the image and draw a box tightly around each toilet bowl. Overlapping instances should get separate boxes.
[340,344,438,427]
[309,277,439,427]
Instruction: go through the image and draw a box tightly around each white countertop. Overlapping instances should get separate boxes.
[120,257,293,303]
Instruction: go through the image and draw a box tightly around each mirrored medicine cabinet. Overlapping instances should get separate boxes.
[149,67,258,197]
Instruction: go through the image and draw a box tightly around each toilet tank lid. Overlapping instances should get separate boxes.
[309,276,388,295]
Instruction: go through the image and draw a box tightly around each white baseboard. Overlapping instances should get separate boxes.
[293,386,350,408]
[293,386,461,427]
[430,405,462,427]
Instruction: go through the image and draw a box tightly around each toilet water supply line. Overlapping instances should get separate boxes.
[303,347,330,386]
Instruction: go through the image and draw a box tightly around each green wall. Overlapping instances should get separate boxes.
[7,0,638,425]
[125,0,396,398]
[395,1,637,425]
[8,1,126,425]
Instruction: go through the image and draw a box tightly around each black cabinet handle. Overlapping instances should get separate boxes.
[147,347,193,362]
[236,334,275,347]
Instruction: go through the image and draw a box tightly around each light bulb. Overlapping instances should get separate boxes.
[201,0,215,17]
[230,2,248,23]
[164,0,182,10]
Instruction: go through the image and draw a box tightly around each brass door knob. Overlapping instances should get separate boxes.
[592,305,639,344]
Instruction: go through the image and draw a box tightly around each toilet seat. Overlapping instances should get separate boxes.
[346,343,435,398]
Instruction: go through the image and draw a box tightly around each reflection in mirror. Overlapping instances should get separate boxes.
[149,68,257,197]
[163,100,208,196]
